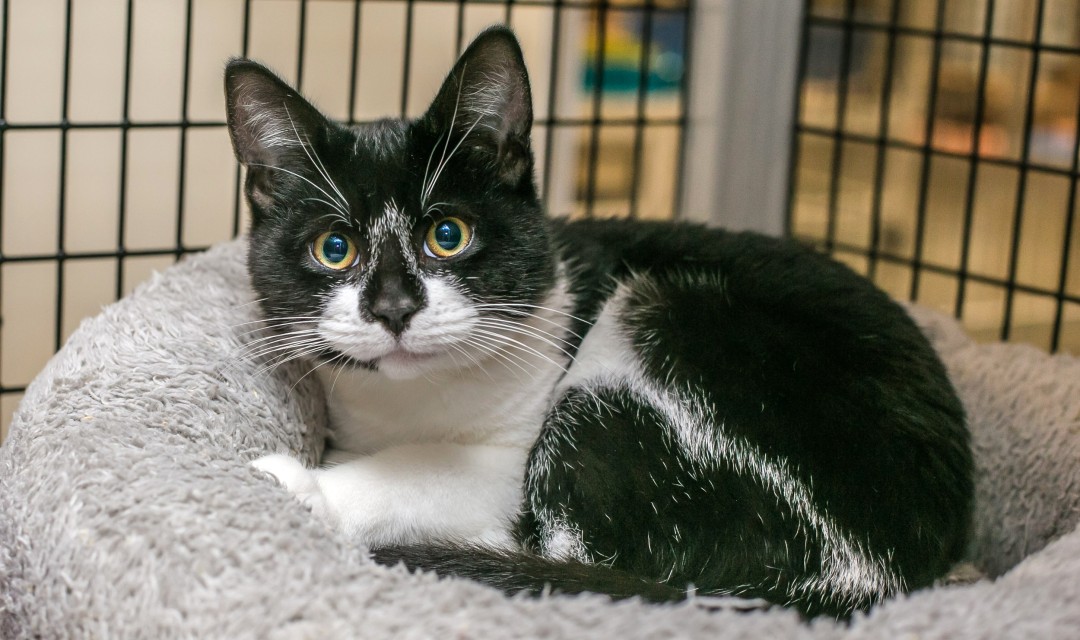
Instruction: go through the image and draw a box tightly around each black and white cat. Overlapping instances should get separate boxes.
[225,27,972,618]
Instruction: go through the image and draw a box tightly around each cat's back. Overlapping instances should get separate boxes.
[536,216,972,613]
[551,217,952,384]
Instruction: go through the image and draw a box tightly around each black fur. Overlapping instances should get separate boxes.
[225,26,973,619]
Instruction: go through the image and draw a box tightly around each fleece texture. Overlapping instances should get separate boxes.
[1,239,1078,639]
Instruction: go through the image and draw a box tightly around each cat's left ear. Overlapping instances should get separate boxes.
[423,26,534,185]
[224,59,334,210]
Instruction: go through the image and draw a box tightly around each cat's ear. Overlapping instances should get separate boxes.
[423,26,534,185]
[224,59,333,209]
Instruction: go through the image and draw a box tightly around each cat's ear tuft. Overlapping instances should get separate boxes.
[224,59,334,210]
[423,27,534,185]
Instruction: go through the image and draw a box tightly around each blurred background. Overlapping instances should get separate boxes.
[1,0,1079,438]
[792,0,1080,353]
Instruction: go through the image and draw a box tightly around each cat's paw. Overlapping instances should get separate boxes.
[251,454,336,528]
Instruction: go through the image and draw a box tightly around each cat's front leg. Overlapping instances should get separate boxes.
[252,453,337,528]
[253,444,526,548]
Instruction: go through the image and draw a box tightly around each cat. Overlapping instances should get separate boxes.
[224,26,972,618]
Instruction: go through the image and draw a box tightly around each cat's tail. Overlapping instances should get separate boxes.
[370,545,719,604]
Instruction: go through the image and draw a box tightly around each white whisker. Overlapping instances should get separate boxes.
[421,132,446,209]
[474,302,592,326]
[283,104,349,211]
[463,334,536,380]
[474,316,578,350]
[247,162,349,219]
[425,115,484,205]
[289,351,346,396]
[424,64,466,206]
[473,323,577,365]
[471,328,569,374]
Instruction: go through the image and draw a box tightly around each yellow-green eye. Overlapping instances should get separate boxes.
[424,217,472,259]
[312,231,358,270]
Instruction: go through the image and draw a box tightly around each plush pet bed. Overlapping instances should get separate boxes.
[1,239,1079,638]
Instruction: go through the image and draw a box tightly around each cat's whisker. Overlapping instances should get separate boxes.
[473,309,589,341]
[233,321,321,340]
[446,341,495,382]
[421,132,446,209]
[236,331,321,353]
[461,334,536,381]
[474,302,593,327]
[327,354,352,397]
[471,328,569,375]
[473,322,577,366]
[288,350,347,396]
[242,338,326,365]
[308,202,353,227]
[423,63,466,206]
[468,330,558,378]
[239,320,320,334]
[250,351,300,378]
[237,335,320,358]
[233,315,319,326]
[474,317,578,352]
[239,335,323,359]
[247,162,349,218]
[242,334,324,362]
[304,143,349,213]
[255,343,330,379]
[283,104,350,212]
[425,115,484,205]
[237,324,318,338]
[471,347,531,383]
[231,296,269,311]
[229,315,319,330]
[424,202,453,219]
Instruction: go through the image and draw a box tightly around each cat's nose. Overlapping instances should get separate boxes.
[370,292,421,336]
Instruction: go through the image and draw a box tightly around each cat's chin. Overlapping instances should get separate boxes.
[375,349,448,380]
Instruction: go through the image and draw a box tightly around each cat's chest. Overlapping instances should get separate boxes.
[318,366,561,453]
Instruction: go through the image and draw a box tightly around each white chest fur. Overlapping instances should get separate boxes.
[318,353,565,454]
[252,276,577,547]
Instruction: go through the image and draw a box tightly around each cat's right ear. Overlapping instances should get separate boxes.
[224,59,332,211]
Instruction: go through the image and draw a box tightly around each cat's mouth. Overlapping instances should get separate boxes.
[311,339,451,379]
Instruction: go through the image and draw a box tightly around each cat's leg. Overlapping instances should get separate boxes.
[254,444,527,548]
[252,453,335,526]
[521,383,801,595]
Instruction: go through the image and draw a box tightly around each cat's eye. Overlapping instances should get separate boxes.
[312,231,359,270]
[424,217,473,259]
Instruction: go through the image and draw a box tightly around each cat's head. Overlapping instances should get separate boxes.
[225,27,559,380]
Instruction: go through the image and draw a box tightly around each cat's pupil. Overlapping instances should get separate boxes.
[322,233,350,263]
[434,221,462,250]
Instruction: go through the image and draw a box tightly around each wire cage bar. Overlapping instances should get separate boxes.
[789,0,1080,355]
[0,0,691,437]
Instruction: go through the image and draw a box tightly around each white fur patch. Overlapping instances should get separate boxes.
[307,444,524,548]
[537,509,590,563]
[252,453,335,528]
[367,199,416,273]
[319,283,396,360]
[283,271,577,547]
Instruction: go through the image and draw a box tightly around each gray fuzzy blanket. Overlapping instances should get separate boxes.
[2,240,1079,638]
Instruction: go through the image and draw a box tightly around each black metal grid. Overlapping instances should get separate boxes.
[0,0,691,435]
[790,0,1080,354]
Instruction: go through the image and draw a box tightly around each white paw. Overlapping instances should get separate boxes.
[252,454,337,528]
